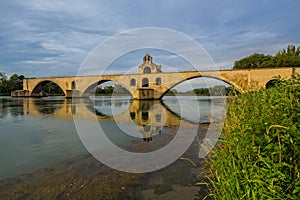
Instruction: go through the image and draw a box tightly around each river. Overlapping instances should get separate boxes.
[0,96,226,199]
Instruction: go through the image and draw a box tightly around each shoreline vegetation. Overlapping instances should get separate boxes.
[203,74,300,199]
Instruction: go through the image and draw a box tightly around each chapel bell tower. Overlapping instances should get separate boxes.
[138,54,162,74]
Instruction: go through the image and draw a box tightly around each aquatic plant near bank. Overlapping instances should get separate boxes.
[205,74,300,199]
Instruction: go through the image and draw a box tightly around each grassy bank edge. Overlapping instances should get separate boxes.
[201,74,300,199]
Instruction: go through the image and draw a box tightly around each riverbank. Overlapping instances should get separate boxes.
[203,74,300,199]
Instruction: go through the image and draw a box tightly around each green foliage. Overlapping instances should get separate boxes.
[233,45,300,69]
[225,86,239,96]
[278,45,300,56]
[113,84,130,94]
[192,85,234,96]
[234,53,272,69]
[205,74,300,199]
[95,84,130,95]
[42,82,64,95]
[193,88,210,95]
[166,85,234,96]
[166,89,178,95]
[0,72,24,94]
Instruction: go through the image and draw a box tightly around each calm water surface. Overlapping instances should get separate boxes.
[0,96,225,199]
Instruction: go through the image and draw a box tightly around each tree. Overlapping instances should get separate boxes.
[9,74,21,91]
[104,86,114,94]
[233,54,272,69]
[95,85,130,95]
[113,84,130,94]
[0,72,7,82]
[233,45,300,69]
[166,89,177,95]
[0,72,8,93]
[274,45,300,67]
[42,82,64,95]
[278,44,300,56]
[17,75,25,89]
[193,88,209,95]
[0,73,25,94]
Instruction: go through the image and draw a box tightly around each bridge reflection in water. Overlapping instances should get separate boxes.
[22,96,225,142]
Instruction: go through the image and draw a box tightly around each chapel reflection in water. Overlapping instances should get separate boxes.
[22,97,190,142]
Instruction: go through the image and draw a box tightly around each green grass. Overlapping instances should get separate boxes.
[204,74,300,199]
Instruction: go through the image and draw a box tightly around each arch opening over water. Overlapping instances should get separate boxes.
[162,77,231,99]
[31,80,65,96]
[82,80,132,97]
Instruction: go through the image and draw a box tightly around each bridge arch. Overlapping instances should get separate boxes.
[31,80,65,96]
[265,79,281,89]
[81,80,132,97]
[160,75,242,99]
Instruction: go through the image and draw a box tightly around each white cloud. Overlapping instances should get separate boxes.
[0,0,299,77]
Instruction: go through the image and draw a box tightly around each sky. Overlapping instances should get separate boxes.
[0,0,300,88]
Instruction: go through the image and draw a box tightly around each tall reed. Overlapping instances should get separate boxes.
[205,74,300,199]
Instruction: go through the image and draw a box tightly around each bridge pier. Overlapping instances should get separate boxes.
[136,88,155,100]
[11,90,30,97]
[65,90,80,98]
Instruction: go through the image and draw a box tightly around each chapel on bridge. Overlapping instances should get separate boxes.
[138,53,162,74]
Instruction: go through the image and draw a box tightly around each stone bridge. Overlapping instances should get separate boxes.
[13,54,300,99]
